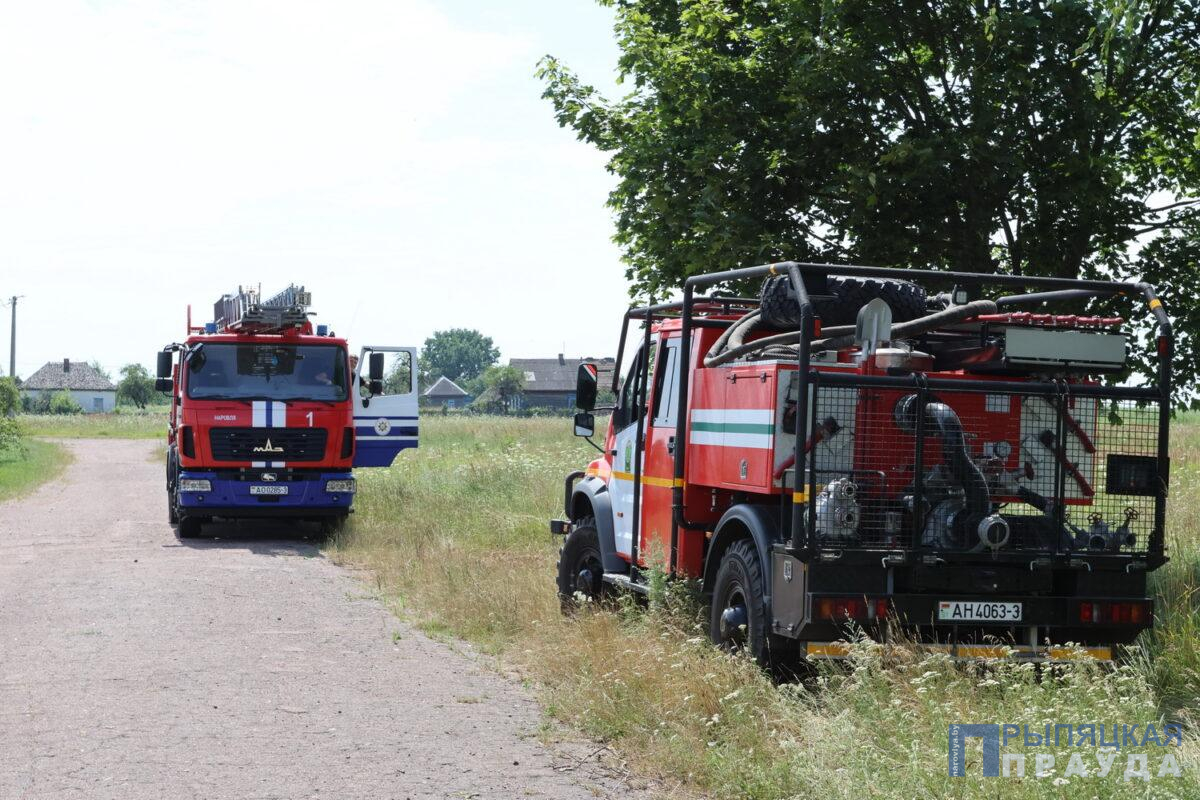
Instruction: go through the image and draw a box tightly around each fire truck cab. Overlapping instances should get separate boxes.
[157,285,418,537]
[554,263,1172,665]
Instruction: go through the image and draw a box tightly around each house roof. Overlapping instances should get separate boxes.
[508,356,615,393]
[23,360,116,391]
[423,375,469,398]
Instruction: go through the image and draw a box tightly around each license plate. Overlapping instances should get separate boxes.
[938,600,1022,622]
[250,485,289,496]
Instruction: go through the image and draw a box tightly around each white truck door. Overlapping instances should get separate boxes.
[353,346,419,467]
[609,340,654,559]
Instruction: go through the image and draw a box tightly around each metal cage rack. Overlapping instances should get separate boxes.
[609,261,1171,576]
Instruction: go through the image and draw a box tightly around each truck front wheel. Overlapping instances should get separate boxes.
[177,515,203,538]
[166,449,179,525]
[709,539,770,665]
[556,517,607,612]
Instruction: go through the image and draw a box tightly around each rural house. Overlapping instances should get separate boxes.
[508,355,615,410]
[22,359,117,413]
[422,376,471,408]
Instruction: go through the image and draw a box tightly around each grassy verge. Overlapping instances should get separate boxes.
[0,439,72,502]
[17,410,167,439]
[332,416,1199,799]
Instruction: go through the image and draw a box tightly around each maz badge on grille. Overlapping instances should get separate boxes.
[253,437,284,453]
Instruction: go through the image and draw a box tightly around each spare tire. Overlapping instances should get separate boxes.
[760,275,928,329]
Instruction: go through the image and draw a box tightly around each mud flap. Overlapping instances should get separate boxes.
[353,345,419,467]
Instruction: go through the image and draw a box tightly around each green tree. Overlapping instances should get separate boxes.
[0,377,21,454]
[0,377,19,416]
[540,0,1200,393]
[418,329,500,387]
[471,365,526,414]
[384,353,414,395]
[116,363,157,409]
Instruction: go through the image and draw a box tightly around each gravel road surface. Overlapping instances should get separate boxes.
[0,439,639,799]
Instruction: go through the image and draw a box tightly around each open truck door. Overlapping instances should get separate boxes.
[353,346,419,467]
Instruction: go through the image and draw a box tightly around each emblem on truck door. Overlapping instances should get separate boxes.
[374,418,391,436]
[253,438,284,454]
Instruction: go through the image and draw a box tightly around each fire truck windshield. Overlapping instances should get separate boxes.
[185,343,348,402]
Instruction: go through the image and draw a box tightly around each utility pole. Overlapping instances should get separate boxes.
[4,296,21,379]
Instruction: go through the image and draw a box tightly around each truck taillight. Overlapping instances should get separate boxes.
[1079,601,1151,624]
[341,427,354,458]
[181,426,195,459]
[814,597,889,622]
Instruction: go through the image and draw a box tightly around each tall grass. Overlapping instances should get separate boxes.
[17,409,167,439]
[332,416,1200,798]
[0,438,71,501]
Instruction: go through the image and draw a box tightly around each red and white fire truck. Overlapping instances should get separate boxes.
[554,263,1172,664]
[156,285,417,537]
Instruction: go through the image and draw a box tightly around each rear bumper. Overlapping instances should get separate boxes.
[178,470,354,517]
[803,641,1115,662]
[773,592,1153,646]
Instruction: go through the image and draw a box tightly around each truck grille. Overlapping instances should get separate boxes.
[208,428,328,462]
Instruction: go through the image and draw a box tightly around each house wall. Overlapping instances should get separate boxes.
[518,391,575,410]
[421,394,473,409]
[24,389,116,413]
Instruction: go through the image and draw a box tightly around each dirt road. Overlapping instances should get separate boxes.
[0,440,637,799]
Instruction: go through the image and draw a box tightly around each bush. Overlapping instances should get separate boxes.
[48,390,82,415]
[0,415,22,456]
[0,377,19,416]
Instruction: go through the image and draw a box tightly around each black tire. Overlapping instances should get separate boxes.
[556,517,607,612]
[166,449,179,525]
[177,515,203,539]
[709,539,773,666]
[760,274,928,329]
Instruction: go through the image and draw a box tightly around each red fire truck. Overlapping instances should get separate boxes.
[156,285,417,537]
[554,263,1171,665]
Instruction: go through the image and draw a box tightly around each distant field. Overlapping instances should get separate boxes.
[0,439,71,502]
[332,415,1200,799]
[17,411,167,440]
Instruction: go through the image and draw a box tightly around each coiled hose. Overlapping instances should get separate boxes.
[703,299,999,367]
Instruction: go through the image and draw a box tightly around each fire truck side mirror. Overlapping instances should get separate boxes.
[154,378,172,393]
[156,351,173,379]
[368,352,385,381]
[368,379,384,396]
[573,412,595,438]
[575,363,598,411]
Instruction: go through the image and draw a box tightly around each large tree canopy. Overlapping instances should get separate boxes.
[540,0,1200,392]
[418,328,500,387]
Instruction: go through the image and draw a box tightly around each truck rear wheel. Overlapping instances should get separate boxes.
[556,517,607,612]
[709,539,771,665]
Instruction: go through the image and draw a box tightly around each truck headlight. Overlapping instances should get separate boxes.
[179,479,212,492]
[325,479,356,494]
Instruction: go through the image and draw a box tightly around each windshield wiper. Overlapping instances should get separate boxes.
[277,396,343,405]
[190,394,272,402]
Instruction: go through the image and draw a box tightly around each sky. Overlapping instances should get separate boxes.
[0,0,633,381]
